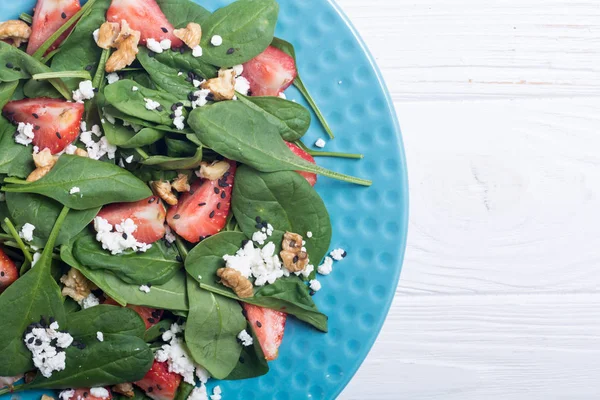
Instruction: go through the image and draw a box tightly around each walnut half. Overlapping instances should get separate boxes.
[198,160,230,181]
[151,181,178,206]
[0,20,31,47]
[280,232,309,272]
[112,383,135,398]
[217,268,254,298]
[201,69,236,101]
[105,20,141,73]
[60,268,94,302]
[174,22,202,49]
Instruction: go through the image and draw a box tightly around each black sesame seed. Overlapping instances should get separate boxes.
[32,113,39,118]
[221,191,226,199]
[149,51,156,58]
[28,337,34,344]
[147,387,153,393]
[218,180,229,188]
[34,125,40,130]
[226,48,235,55]
[173,214,181,219]
[85,64,93,71]
[171,104,178,111]
[310,290,316,296]
[341,251,347,257]
[14,67,21,72]
[176,102,184,107]
[93,87,99,93]
[213,187,220,194]
[176,255,183,262]
[242,309,247,317]
[255,223,262,229]
[122,233,128,240]
[256,321,262,328]
[187,92,195,101]
[239,356,245,364]
[261,221,268,228]
[6,63,13,69]
[179,47,186,54]
[185,76,193,83]
[83,392,88,397]
[35,339,42,346]
[0,271,3,276]
[156,385,163,391]
[209,210,215,218]
[217,203,221,210]
[223,172,230,178]
[159,328,166,333]
[161,27,168,33]
[61,12,67,19]
[169,113,176,119]
[241,239,250,247]
[198,202,206,206]
[165,241,172,248]
[206,93,215,101]
[56,132,62,139]
[152,310,161,318]
[49,317,55,324]
[156,105,164,112]
[148,318,156,324]
[148,197,156,203]
[147,283,152,288]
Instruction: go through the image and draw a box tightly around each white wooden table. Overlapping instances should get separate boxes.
[337,0,600,398]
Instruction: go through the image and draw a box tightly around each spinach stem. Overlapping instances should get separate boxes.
[308,151,364,159]
[32,71,92,80]
[135,148,150,160]
[38,206,70,269]
[19,13,33,24]
[294,77,335,139]
[2,177,29,185]
[3,218,33,263]
[93,49,111,89]
[41,48,61,64]
[175,237,189,261]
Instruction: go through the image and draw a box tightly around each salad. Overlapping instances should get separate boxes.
[0,0,371,399]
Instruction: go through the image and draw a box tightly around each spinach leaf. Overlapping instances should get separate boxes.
[185,276,245,379]
[61,238,188,311]
[51,0,112,90]
[6,192,100,247]
[157,0,211,27]
[0,81,19,109]
[137,48,197,99]
[23,79,61,99]
[25,306,153,389]
[144,318,174,342]
[64,297,81,314]
[166,137,198,157]
[200,0,279,67]
[152,51,217,82]
[104,80,185,126]
[185,232,327,331]
[2,155,153,210]
[0,117,34,179]
[132,167,179,184]
[187,101,371,186]
[224,323,268,380]
[271,37,335,139]
[173,382,195,400]
[232,166,331,265]
[73,231,182,285]
[104,123,166,149]
[141,147,203,170]
[237,94,310,142]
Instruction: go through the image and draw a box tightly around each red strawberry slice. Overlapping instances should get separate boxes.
[167,161,236,243]
[134,361,181,400]
[242,303,287,361]
[71,388,113,400]
[285,142,317,186]
[0,249,18,294]
[242,46,297,97]
[107,0,183,47]
[2,98,84,154]
[104,298,164,329]
[97,196,167,244]
[26,0,82,55]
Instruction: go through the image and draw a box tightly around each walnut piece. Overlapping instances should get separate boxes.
[97,21,120,49]
[0,20,31,47]
[26,166,52,182]
[60,268,94,302]
[280,249,309,273]
[282,232,303,254]
[151,180,178,206]
[33,148,57,169]
[112,383,135,398]
[41,395,55,400]
[201,69,236,101]
[172,173,191,192]
[74,148,89,157]
[106,20,141,73]
[217,268,254,298]
[174,22,202,49]
[198,160,230,181]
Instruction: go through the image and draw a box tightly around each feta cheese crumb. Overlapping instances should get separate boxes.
[24,322,73,378]
[93,216,152,255]
[307,231,313,238]
[80,293,100,309]
[92,29,100,44]
[223,239,286,286]
[146,38,164,54]
[211,386,222,400]
[191,89,211,108]
[234,76,250,95]
[72,80,95,103]
[278,92,287,99]
[144,98,161,111]
[69,187,80,195]
[210,35,223,46]
[173,106,185,130]
[64,144,78,155]
[59,390,75,400]
[90,387,110,399]
[187,385,208,400]
[165,226,176,243]
[237,330,253,347]
[139,285,151,293]
[232,64,243,76]
[297,263,314,278]
[14,122,35,146]
[317,256,333,275]
[106,72,120,84]
[178,71,184,76]
[19,223,35,242]
[79,124,116,160]
[132,86,139,91]
[252,231,268,245]
[96,331,104,342]
[125,155,134,164]
[309,279,322,292]
[192,45,203,58]
[160,39,172,50]
[315,138,326,148]
[31,252,41,267]
[330,248,347,261]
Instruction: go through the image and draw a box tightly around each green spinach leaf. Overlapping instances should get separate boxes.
[152,50,217,82]
[200,0,279,67]
[224,323,268,380]
[0,117,34,179]
[158,0,211,27]
[166,137,198,157]
[137,48,197,99]
[2,155,153,210]
[0,81,19,109]
[104,123,166,149]
[187,101,371,186]
[173,382,195,400]
[232,166,331,265]
[185,276,245,379]
[23,79,61,99]
[144,318,174,342]
[141,146,202,170]
[185,232,327,331]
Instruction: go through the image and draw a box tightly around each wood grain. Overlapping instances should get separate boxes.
[336,0,600,398]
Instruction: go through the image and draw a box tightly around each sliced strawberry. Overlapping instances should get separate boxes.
[242,46,297,97]
[103,298,164,329]
[26,0,82,55]
[134,361,181,400]
[167,161,236,243]
[97,196,167,244]
[242,304,287,361]
[107,0,183,47]
[284,142,317,186]
[71,388,113,400]
[2,98,84,154]
[0,248,18,294]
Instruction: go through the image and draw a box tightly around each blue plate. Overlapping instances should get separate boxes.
[1,0,408,399]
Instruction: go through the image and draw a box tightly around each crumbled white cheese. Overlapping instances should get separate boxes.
[211,386,222,400]
[178,71,184,76]
[192,79,203,88]
[223,240,287,286]
[187,385,208,400]
[69,187,80,195]
[72,80,95,103]
[90,387,110,399]
[165,226,176,243]
[79,124,116,160]
[80,293,100,309]
[125,155,134,164]
[307,231,313,238]
[160,39,172,50]
[191,89,211,109]
[252,231,268,245]
[196,365,210,384]
[173,106,185,130]
[19,223,35,242]
[144,98,162,111]
[309,279,322,292]
[64,144,78,155]
[106,72,120,84]
[59,389,75,400]
[31,252,41,267]
[210,35,223,46]
[237,330,253,347]
[296,263,314,278]
[92,29,100,44]
[14,122,35,146]
[139,285,151,293]
[33,145,40,154]
[278,92,287,99]
[93,216,152,255]
[146,38,164,54]
[234,76,250,95]
[132,86,139,92]
[315,138,326,148]
[24,322,73,378]
[192,45,203,58]
[330,248,347,261]
[96,331,104,342]
[317,256,333,276]
[232,64,243,77]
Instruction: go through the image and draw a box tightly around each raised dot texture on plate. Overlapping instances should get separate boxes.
[2,0,408,400]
